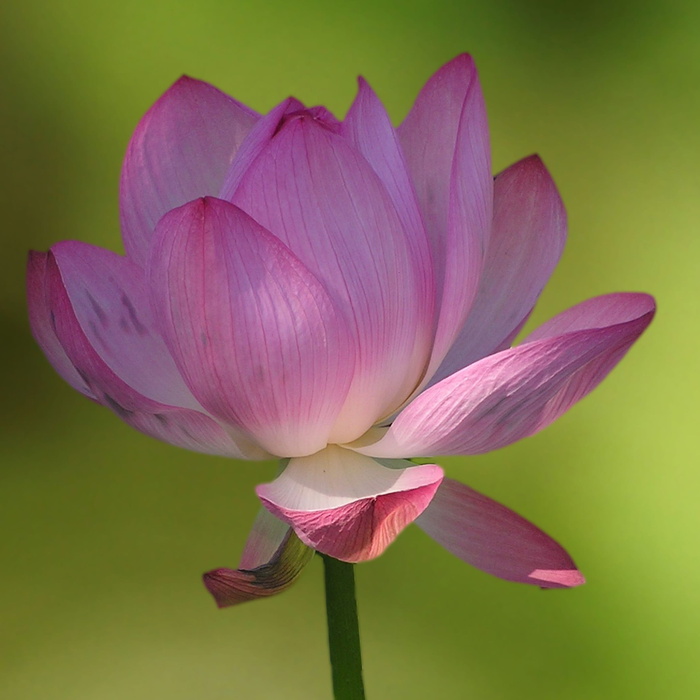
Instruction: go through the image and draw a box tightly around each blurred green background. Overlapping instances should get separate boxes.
[2,0,697,698]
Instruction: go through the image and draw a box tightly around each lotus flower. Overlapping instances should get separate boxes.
[27,55,654,607]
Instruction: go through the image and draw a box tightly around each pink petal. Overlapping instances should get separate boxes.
[341,78,434,307]
[203,512,313,608]
[415,478,585,588]
[27,251,96,399]
[360,293,655,457]
[232,113,434,441]
[256,447,443,563]
[522,292,655,342]
[398,54,493,382]
[50,240,199,410]
[428,155,567,387]
[218,97,304,201]
[34,251,264,458]
[149,197,355,457]
[120,77,258,267]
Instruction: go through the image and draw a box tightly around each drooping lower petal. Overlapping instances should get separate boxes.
[31,251,265,458]
[427,155,566,387]
[120,76,258,267]
[149,197,355,457]
[237,505,293,570]
[203,509,313,608]
[256,447,443,563]
[359,293,655,458]
[415,478,585,588]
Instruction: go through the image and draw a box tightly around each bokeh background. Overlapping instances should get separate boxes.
[2,1,698,698]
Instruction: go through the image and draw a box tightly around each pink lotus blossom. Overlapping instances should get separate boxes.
[27,55,654,606]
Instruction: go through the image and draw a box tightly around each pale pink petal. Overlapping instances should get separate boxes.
[50,241,200,410]
[415,478,585,588]
[36,251,265,458]
[256,447,443,562]
[218,97,304,201]
[120,77,258,267]
[149,197,355,457]
[428,156,566,387]
[203,523,313,608]
[360,293,655,457]
[399,54,493,382]
[232,114,434,441]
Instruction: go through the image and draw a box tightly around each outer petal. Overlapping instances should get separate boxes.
[428,156,566,387]
[203,511,313,608]
[399,54,493,382]
[232,115,434,440]
[120,77,258,267]
[416,478,585,588]
[360,293,655,457]
[256,447,443,563]
[27,251,96,399]
[50,240,200,410]
[149,197,354,457]
[33,250,264,458]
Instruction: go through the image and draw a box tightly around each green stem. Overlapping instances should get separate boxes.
[322,555,366,700]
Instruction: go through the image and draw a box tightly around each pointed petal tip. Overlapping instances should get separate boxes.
[433,53,478,83]
[529,568,586,588]
[495,154,560,197]
[350,76,376,106]
[639,292,657,313]
[519,152,542,163]
[509,153,546,174]
[27,249,50,280]
[444,53,475,69]
[171,75,195,89]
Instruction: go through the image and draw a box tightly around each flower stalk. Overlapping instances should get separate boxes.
[322,555,366,700]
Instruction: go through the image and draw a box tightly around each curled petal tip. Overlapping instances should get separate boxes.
[202,530,313,608]
[202,568,255,609]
